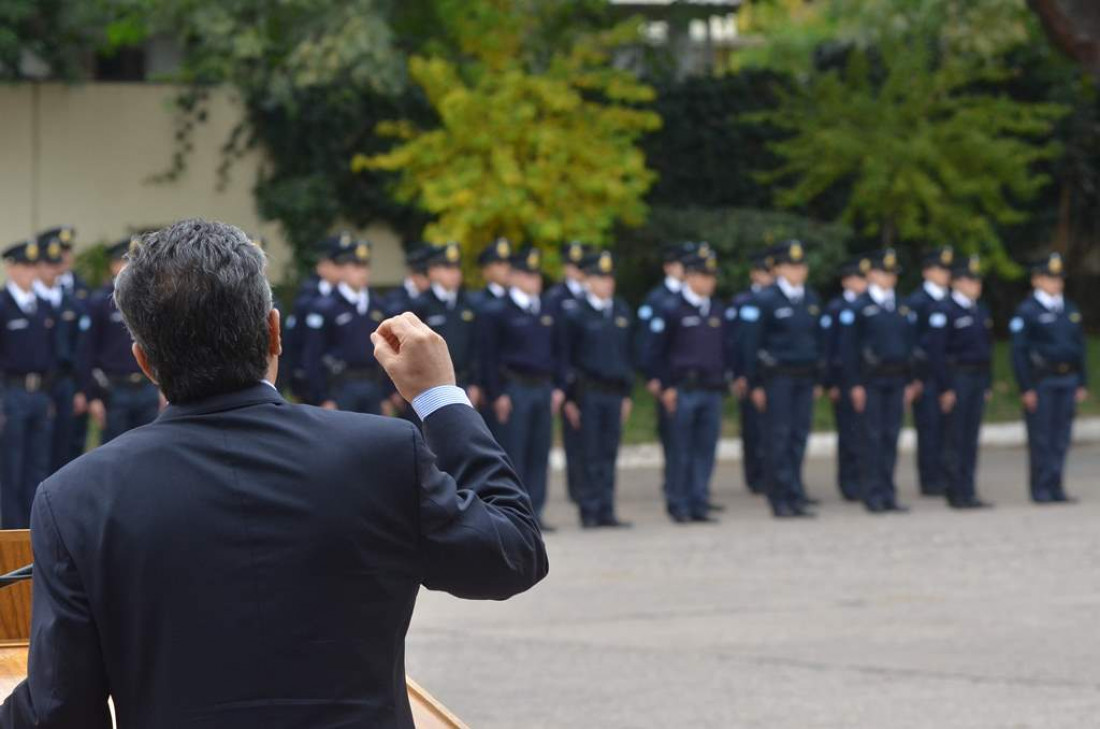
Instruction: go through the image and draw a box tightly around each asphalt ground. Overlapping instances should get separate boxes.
[407,443,1100,728]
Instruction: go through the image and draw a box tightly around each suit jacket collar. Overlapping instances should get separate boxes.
[158,382,285,421]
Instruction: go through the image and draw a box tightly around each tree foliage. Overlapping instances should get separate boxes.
[356,14,661,257]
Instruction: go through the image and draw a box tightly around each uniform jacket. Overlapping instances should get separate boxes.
[1010,293,1088,392]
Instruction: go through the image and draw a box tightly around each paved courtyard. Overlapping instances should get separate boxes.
[407,443,1100,728]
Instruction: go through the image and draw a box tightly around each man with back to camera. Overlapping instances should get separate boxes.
[0,219,548,728]
[1010,252,1089,504]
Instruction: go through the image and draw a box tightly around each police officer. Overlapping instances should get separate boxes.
[1010,252,1088,504]
[544,240,590,504]
[0,240,57,528]
[34,235,86,471]
[906,246,954,497]
[85,237,162,445]
[384,245,431,315]
[561,250,634,529]
[822,256,869,501]
[472,238,513,309]
[283,235,343,403]
[38,225,90,459]
[302,237,393,414]
[738,240,824,518]
[931,255,994,509]
[478,246,564,529]
[650,246,726,523]
[411,243,482,409]
[727,250,775,495]
[841,248,921,514]
[636,242,691,503]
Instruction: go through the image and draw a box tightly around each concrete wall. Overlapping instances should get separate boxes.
[0,83,404,284]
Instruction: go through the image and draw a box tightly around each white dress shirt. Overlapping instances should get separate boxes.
[776,276,805,303]
[509,287,539,314]
[681,283,711,316]
[1034,289,1064,313]
[923,281,947,301]
[664,276,683,293]
[6,282,37,314]
[432,283,457,309]
[868,283,896,310]
[338,283,370,315]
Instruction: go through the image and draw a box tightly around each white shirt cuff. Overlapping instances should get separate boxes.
[411,385,472,421]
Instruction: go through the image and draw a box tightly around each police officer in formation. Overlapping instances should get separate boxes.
[738,240,823,518]
[726,250,774,496]
[840,248,920,513]
[822,256,868,501]
[545,241,591,503]
[906,246,954,497]
[410,242,482,409]
[650,245,726,523]
[282,235,343,403]
[472,238,513,308]
[301,236,392,414]
[85,237,162,444]
[929,255,994,509]
[1011,252,1088,504]
[560,250,634,528]
[478,246,564,529]
[384,245,431,315]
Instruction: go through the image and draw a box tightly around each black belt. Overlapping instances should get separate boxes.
[951,362,990,375]
[3,373,50,392]
[578,373,631,397]
[503,368,552,387]
[1037,362,1078,379]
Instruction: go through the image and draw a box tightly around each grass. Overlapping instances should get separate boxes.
[615,337,1100,446]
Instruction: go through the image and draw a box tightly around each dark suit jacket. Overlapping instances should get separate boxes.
[1,383,548,728]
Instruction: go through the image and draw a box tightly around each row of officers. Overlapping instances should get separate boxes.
[0,227,1089,531]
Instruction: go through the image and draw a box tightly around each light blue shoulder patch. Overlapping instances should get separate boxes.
[725,307,738,321]
[638,305,653,321]
[739,305,760,323]
[907,311,918,325]
[820,315,832,329]
[78,315,91,332]
[649,317,665,333]
[839,309,855,326]
[285,315,297,330]
[306,313,324,329]
[929,312,947,329]
[1009,317,1024,333]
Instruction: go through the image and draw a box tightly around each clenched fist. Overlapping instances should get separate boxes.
[371,313,456,403]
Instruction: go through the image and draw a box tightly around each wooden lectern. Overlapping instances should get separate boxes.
[0,530,465,728]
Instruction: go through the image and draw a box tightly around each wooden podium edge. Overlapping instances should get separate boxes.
[406,677,470,729]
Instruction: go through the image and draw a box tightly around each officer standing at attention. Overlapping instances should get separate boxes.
[34,237,85,472]
[930,255,994,509]
[478,246,564,530]
[38,226,90,459]
[636,242,689,502]
[544,240,590,504]
[651,246,726,524]
[727,249,775,496]
[1010,252,1088,504]
[411,243,482,410]
[283,235,343,403]
[561,250,634,529]
[822,256,869,502]
[302,237,393,414]
[472,238,513,309]
[384,245,431,315]
[841,248,921,514]
[738,240,824,518]
[1,240,57,528]
[906,246,954,497]
[85,238,162,444]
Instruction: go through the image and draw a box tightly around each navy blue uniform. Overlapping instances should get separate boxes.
[84,283,160,444]
[544,279,586,504]
[301,287,391,414]
[823,292,862,500]
[906,284,951,495]
[1,384,547,729]
[562,296,634,524]
[636,278,683,498]
[1010,294,1088,502]
[651,292,728,519]
[478,294,563,518]
[40,285,86,472]
[411,288,480,388]
[383,281,422,317]
[283,276,332,403]
[738,283,825,513]
[840,290,916,510]
[0,286,57,528]
[930,294,993,506]
[726,288,767,495]
[58,271,92,458]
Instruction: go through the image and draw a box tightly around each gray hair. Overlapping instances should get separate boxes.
[114,219,273,404]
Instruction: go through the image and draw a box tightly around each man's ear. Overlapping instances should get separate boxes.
[268,308,282,357]
[131,343,158,385]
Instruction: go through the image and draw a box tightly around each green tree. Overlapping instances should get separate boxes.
[356,16,661,259]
